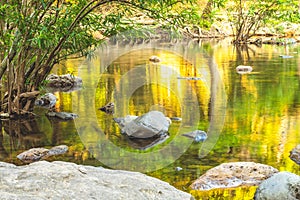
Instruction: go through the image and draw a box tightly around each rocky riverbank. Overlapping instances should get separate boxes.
[0,161,193,200]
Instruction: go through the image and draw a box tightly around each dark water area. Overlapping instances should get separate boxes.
[1,38,300,199]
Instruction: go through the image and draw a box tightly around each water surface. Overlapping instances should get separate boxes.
[0,38,299,199]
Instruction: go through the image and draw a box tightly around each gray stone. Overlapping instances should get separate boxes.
[290,144,300,165]
[17,145,68,163]
[114,115,139,128]
[182,130,207,142]
[0,161,193,200]
[35,93,57,109]
[191,162,278,190]
[47,111,78,120]
[236,65,253,74]
[255,171,300,200]
[119,111,171,138]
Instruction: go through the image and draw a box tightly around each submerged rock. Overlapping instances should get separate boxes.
[17,145,68,163]
[289,144,300,165]
[0,161,193,200]
[99,102,114,114]
[182,130,207,142]
[35,93,57,109]
[118,111,171,138]
[255,171,300,200]
[46,111,78,120]
[236,65,253,74]
[191,162,278,190]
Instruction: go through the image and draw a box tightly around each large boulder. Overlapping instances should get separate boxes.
[0,161,193,200]
[191,162,278,190]
[290,144,300,165]
[254,171,300,200]
[117,111,171,138]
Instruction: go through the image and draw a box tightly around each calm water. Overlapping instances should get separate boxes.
[1,38,300,199]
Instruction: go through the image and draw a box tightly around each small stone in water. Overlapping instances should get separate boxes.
[149,55,161,63]
[194,131,207,142]
[175,167,183,171]
[182,130,207,142]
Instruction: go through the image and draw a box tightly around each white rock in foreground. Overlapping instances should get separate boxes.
[0,161,193,200]
[255,171,300,200]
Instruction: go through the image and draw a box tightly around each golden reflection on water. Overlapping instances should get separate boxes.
[94,49,210,150]
[1,40,300,199]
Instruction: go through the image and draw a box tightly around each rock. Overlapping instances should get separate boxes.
[35,93,57,109]
[17,148,49,163]
[289,144,300,165]
[99,102,114,114]
[149,55,161,63]
[0,161,193,200]
[191,162,278,190]
[236,65,253,74]
[254,171,300,200]
[46,74,82,92]
[46,111,78,120]
[170,117,182,121]
[0,113,10,118]
[177,76,203,81]
[114,115,139,128]
[121,111,171,138]
[47,145,69,156]
[280,55,294,58]
[182,130,207,142]
[17,145,68,163]
[175,167,183,171]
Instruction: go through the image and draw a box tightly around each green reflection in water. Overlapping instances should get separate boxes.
[0,39,300,199]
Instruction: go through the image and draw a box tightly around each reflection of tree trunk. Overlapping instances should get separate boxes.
[0,121,9,160]
[199,51,226,158]
[3,119,47,150]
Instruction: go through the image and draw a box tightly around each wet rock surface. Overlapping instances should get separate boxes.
[255,171,300,200]
[290,144,300,165]
[17,145,68,163]
[115,111,171,138]
[191,162,278,190]
[0,161,193,200]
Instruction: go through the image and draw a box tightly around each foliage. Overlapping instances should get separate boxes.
[226,0,300,43]
[0,0,199,116]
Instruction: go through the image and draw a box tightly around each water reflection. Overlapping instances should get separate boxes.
[0,38,300,199]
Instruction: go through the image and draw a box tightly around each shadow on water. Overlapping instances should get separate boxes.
[1,38,300,199]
